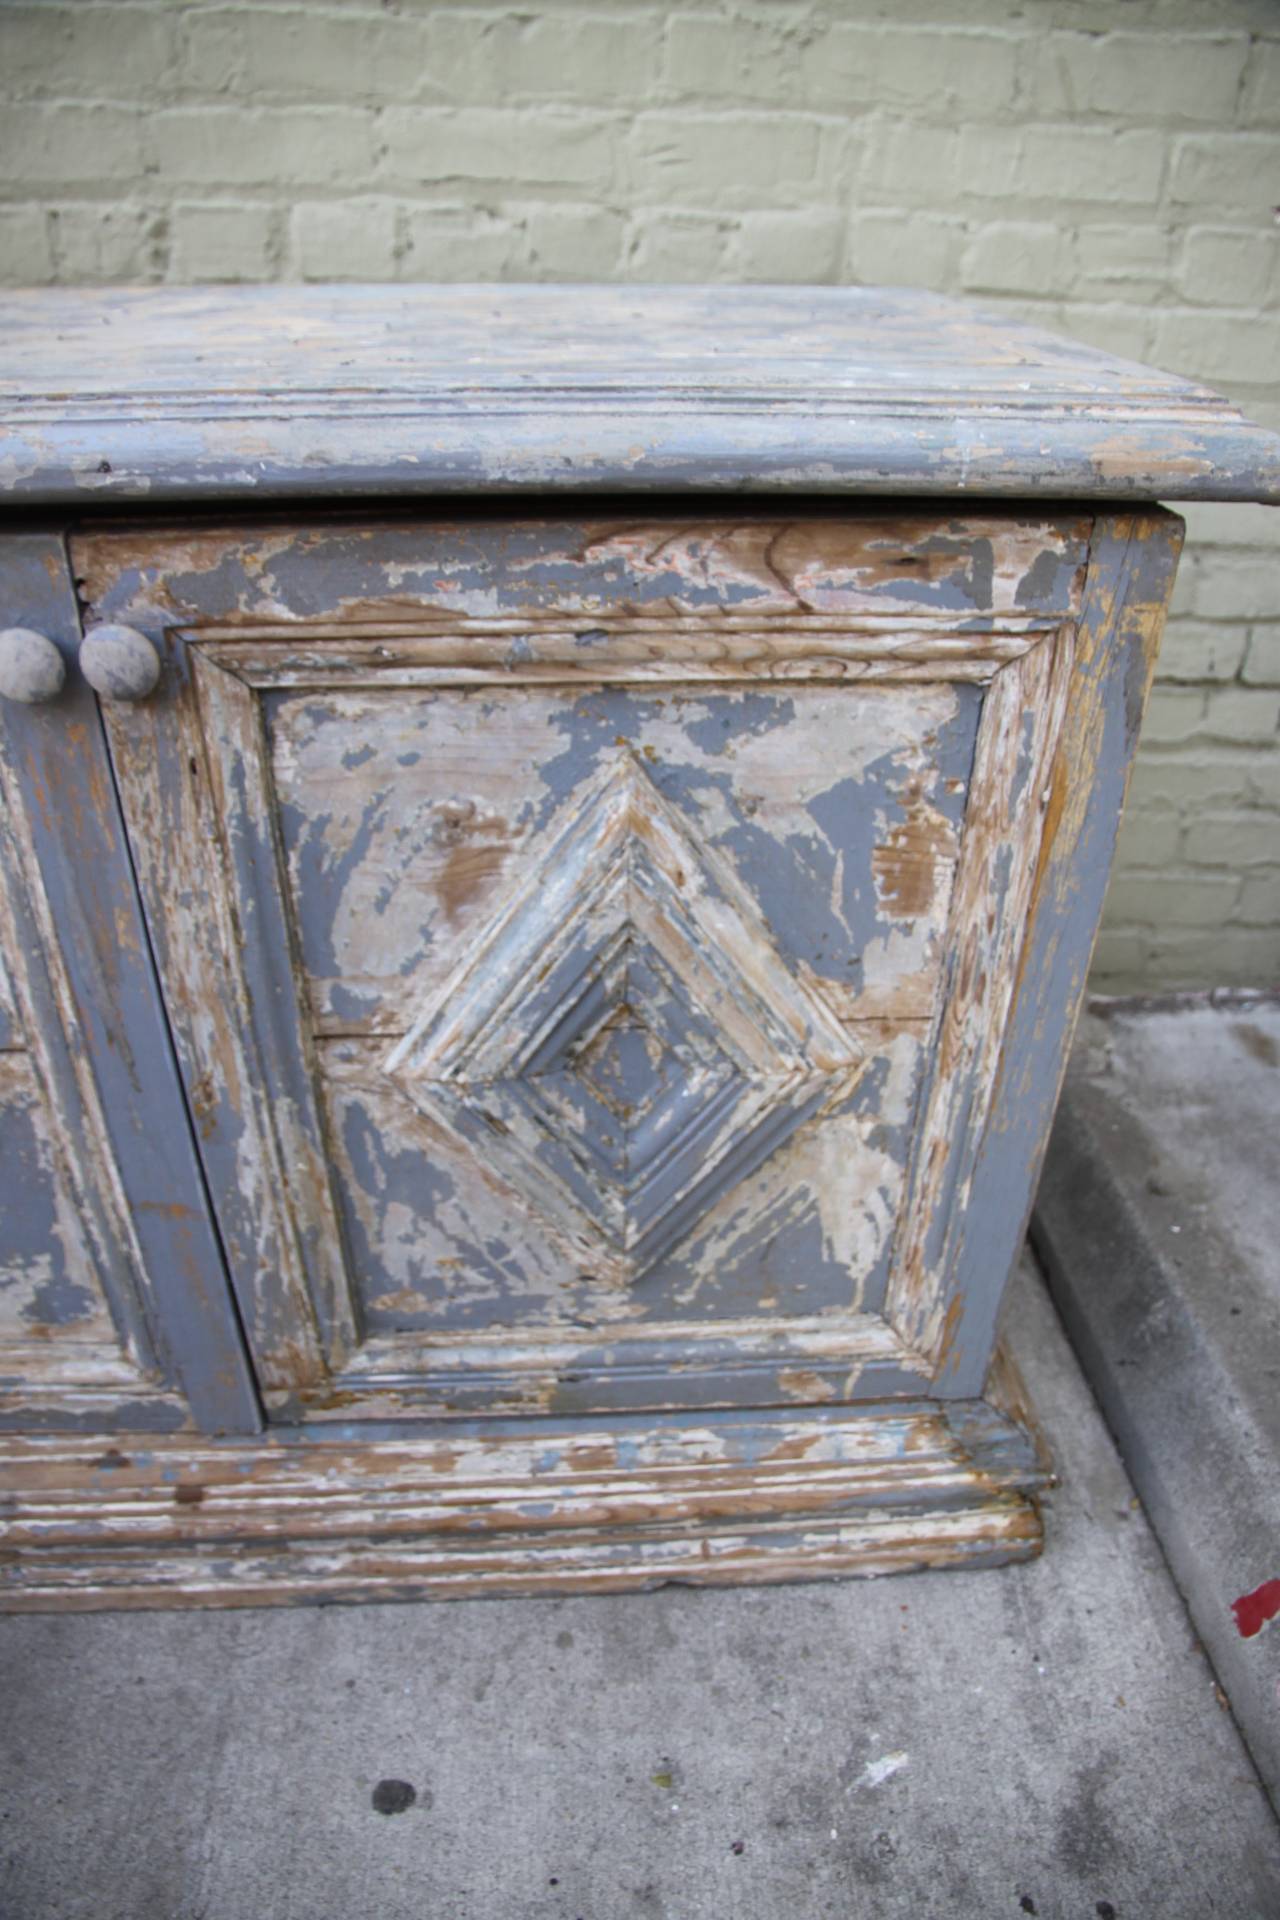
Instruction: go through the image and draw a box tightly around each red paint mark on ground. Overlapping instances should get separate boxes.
[1231,1578,1280,1639]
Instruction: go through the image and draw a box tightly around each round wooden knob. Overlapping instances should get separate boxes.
[0,627,67,704]
[79,624,161,701]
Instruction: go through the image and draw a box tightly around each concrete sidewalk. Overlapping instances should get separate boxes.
[3,1253,1277,1920]
[1034,991,1280,1819]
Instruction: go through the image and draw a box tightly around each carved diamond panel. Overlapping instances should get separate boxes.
[385,756,866,1280]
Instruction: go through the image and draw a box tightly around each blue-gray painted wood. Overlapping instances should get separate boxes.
[927,513,1187,1396]
[84,511,1054,1420]
[2,285,1278,505]
[0,532,260,1434]
[78,623,161,702]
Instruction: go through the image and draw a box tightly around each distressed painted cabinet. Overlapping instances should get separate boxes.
[1,288,1277,1610]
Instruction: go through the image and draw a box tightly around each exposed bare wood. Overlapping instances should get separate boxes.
[72,512,1141,1431]
[0,1366,1046,1610]
[197,625,1044,691]
[0,532,259,1435]
[922,511,1187,1394]
[886,625,1077,1363]
[0,711,192,1429]
[71,513,1091,631]
[97,649,335,1394]
[4,286,1278,502]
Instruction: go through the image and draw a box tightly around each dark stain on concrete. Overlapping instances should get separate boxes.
[371,1779,417,1816]
[1233,1022,1278,1069]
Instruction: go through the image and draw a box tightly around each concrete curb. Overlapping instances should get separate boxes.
[1032,1000,1280,1814]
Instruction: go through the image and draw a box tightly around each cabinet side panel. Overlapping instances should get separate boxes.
[913,510,1184,1393]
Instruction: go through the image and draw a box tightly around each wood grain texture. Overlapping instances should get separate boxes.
[71,511,1092,630]
[68,510,1185,1437]
[885,625,1077,1363]
[0,532,258,1434]
[911,511,1186,1392]
[98,645,352,1397]
[78,513,1067,1423]
[0,1366,1047,1610]
[4,286,1279,503]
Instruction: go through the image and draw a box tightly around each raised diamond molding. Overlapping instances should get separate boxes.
[385,755,866,1280]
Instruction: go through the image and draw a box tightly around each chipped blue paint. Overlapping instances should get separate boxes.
[1015,544,1078,609]
[0,531,258,1434]
[936,515,1187,1392]
[678,690,796,756]
[5,287,1280,505]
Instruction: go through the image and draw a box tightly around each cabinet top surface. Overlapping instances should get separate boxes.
[2,282,1277,507]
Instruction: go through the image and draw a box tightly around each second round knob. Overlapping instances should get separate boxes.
[80,625,161,702]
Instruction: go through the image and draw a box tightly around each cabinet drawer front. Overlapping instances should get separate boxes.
[77,511,1115,1421]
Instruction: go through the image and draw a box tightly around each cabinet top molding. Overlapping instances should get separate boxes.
[2,283,1277,507]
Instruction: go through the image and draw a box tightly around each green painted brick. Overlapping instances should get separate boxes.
[1235,869,1280,925]
[955,124,1166,203]
[623,208,734,280]
[1154,310,1280,389]
[0,103,148,187]
[1028,31,1249,124]
[1178,551,1280,624]
[380,106,618,189]
[1156,621,1248,684]
[1239,38,1280,128]
[523,203,627,279]
[1170,132,1280,209]
[152,107,378,189]
[847,211,968,289]
[1113,808,1183,870]
[1141,926,1279,989]
[0,206,53,283]
[171,202,280,282]
[960,221,1076,298]
[798,25,1019,116]
[1088,927,1149,987]
[1075,224,1174,301]
[47,202,167,282]
[487,14,663,105]
[1126,753,1280,813]
[1109,872,1242,929]
[0,4,177,101]
[290,199,399,281]
[730,209,843,282]
[1200,687,1280,747]
[0,0,1274,990]
[861,120,961,198]
[1176,227,1278,309]
[1184,816,1280,868]
[396,203,523,280]
[1242,629,1280,689]
[662,14,797,103]
[629,111,826,206]
[1141,688,1208,745]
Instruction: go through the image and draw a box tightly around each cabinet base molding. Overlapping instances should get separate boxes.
[0,1363,1049,1612]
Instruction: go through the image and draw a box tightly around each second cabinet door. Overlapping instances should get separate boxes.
[74,512,1090,1424]
[1,530,258,1435]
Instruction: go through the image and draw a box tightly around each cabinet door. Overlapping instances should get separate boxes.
[76,512,1119,1425]
[0,532,259,1434]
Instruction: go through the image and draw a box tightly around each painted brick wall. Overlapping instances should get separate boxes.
[1,0,1276,989]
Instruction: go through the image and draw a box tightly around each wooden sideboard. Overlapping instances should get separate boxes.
[1,286,1276,1610]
